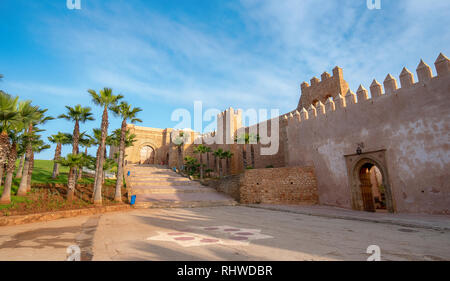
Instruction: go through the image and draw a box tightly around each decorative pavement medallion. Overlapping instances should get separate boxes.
[147,225,273,247]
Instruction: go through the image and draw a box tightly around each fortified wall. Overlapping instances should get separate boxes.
[122,52,450,214]
[284,53,450,214]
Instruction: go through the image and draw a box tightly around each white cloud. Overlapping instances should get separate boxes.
[31,0,450,113]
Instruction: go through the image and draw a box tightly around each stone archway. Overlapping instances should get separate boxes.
[139,145,155,164]
[345,151,395,213]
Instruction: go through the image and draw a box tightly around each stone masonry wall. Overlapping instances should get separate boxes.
[285,54,450,214]
[212,166,318,205]
[240,166,318,204]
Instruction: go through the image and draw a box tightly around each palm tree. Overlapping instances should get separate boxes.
[0,96,27,204]
[17,107,53,196]
[111,101,142,202]
[88,88,123,205]
[0,133,19,204]
[0,91,19,167]
[26,138,50,191]
[0,132,25,204]
[77,133,94,181]
[213,148,225,178]
[48,132,71,179]
[223,150,234,175]
[91,128,108,184]
[57,154,84,201]
[173,131,186,172]
[58,105,94,185]
[249,134,260,169]
[193,144,210,180]
[235,133,260,170]
[59,105,94,155]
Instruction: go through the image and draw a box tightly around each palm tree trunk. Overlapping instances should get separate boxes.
[69,120,80,192]
[219,159,223,178]
[114,119,126,202]
[214,156,218,174]
[93,106,108,205]
[26,151,34,192]
[0,163,4,188]
[15,154,25,179]
[52,143,62,179]
[103,146,107,185]
[0,142,17,204]
[0,165,6,189]
[0,131,10,167]
[199,153,204,180]
[67,167,76,201]
[93,145,100,195]
[73,120,80,154]
[17,139,32,196]
[177,146,182,172]
[77,168,83,181]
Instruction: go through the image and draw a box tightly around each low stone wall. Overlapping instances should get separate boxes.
[0,204,132,227]
[241,166,318,204]
[211,166,318,205]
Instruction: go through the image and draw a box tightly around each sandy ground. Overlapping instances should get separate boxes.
[0,206,449,261]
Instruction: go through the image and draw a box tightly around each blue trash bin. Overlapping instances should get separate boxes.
[130,195,136,205]
[127,171,131,176]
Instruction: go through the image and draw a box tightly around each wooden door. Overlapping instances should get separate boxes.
[360,167,375,212]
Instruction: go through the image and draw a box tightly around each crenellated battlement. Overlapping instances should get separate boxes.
[298,66,350,110]
[286,52,450,125]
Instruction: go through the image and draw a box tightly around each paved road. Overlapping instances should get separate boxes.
[0,206,449,261]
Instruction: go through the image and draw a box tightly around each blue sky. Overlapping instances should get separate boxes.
[1,0,449,160]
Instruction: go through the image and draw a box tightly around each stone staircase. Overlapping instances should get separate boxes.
[125,165,237,208]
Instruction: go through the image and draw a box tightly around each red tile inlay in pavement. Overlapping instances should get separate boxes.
[174,237,195,241]
[200,239,220,243]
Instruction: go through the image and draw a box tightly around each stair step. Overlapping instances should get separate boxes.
[131,181,201,187]
[125,164,237,209]
[129,174,180,178]
[130,177,190,182]
[132,186,216,194]
[134,200,237,209]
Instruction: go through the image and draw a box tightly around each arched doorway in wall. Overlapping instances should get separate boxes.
[359,163,387,212]
[166,152,170,167]
[345,151,395,213]
[140,145,155,164]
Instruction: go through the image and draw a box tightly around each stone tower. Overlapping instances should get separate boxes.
[297,66,350,110]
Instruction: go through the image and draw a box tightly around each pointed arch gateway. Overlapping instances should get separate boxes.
[345,150,395,213]
[139,145,155,165]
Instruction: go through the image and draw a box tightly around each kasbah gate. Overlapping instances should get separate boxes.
[116,52,450,215]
